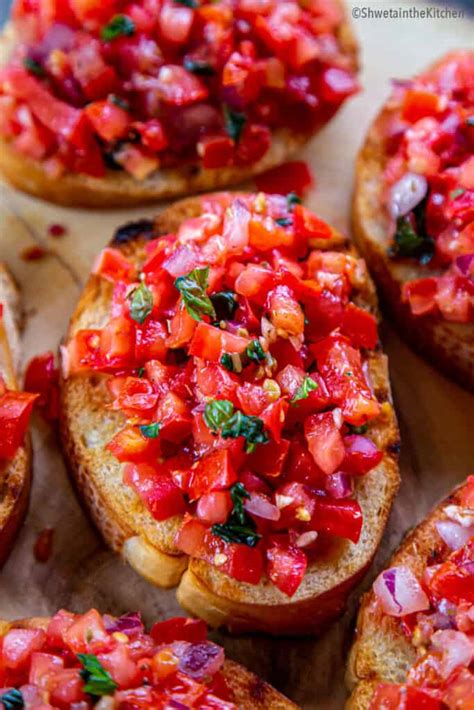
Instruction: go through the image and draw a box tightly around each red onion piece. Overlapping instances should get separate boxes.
[325,472,353,499]
[244,492,280,521]
[436,520,474,550]
[389,172,428,219]
[454,253,474,279]
[177,642,224,680]
[163,244,200,277]
[373,565,430,617]
[104,612,144,636]
[295,531,318,548]
[431,630,474,678]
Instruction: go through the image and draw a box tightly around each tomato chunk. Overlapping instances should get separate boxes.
[266,540,307,597]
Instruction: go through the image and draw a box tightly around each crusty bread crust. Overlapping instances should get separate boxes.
[0,5,358,207]
[59,194,400,636]
[0,616,298,709]
[0,263,31,568]
[345,479,470,708]
[352,55,474,391]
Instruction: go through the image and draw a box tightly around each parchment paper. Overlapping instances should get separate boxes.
[0,3,473,707]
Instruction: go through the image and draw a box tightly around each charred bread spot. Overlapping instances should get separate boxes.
[112,220,156,246]
[387,441,401,456]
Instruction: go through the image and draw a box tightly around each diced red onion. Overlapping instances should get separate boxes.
[373,565,430,617]
[163,245,200,277]
[104,612,144,637]
[325,472,354,499]
[177,642,224,680]
[295,531,318,548]
[244,492,280,521]
[389,172,428,219]
[435,521,474,551]
[431,630,474,678]
[454,253,474,278]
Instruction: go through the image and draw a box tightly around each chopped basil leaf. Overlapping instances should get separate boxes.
[466,116,474,126]
[137,367,145,377]
[291,376,318,404]
[109,94,130,111]
[175,266,216,321]
[101,15,135,41]
[286,192,302,209]
[140,423,161,438]
[175,0,198,7]
[220,353,235,372]
[276,217,292,227]
[389,201,434,265]
[449,188,465,200]
[203,399,235,432]
[203,400,269,453]
[246,340,265,363]
[128,282,153,324]
[0,689,24,710]
[212,482,260,546]
[223,105,246,143]
[230,481,250,525]
[23,57,45,76]
[183,58,215,76]
[348,423,368,435]
[210,290,238,321]
[78,654,118,697]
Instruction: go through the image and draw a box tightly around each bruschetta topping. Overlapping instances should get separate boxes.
[63,192,384,596]
[0,0,358,179]
[0,611,237,709]
[382,51,474,324]
[371,476,474,708]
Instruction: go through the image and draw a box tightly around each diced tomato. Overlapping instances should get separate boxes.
[304,412,345,475]
[63,609,109,654]
[1,629,46,669]
[427,541,474,604]
[106,425,161,463]
[237,382,271,416]
[270,339,305,370]
[135,319,168,363]
[100,316,136,370]
[24,351,59,421]
[46,610,75,649]
[248,216,292,251]
[48,668,87,706]
[234,123,271,167]
[293,204,332,240]
[150,618,207,645]
[85,99,131,142]
[341,303,378,349]
[124,462,186,521]
[311,334,381,426]
[198,135,234,169]
[235,264,276,306]
[218,540,263,585]
[134,119,168,152]
[268,285,304,336]
[248,439,290,478]
[196,491,233,524]
[175,516,208,556]
[195,362,239,407]
[156,392,192,442]
[0,390,37,459]
[157,65,208,106]
[285,437,326,486]
[93,248,136,283]
[29,652,64,687]
[435,274,473,323]
[261,399,288,442]
[158,1,194,45]
[188,449,237,500]
[266,540,307,597]
[98,644,137,689]
[317,67,359,104]
[341,435,383,475]
[369,683,442,710]
[255,161,313,196]
[402,278,438,317]
[166,302,197,349]
[402,88,443,122]
[189,322,249,362]
[310,497,363,543]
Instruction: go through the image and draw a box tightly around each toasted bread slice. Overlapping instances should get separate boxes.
[0,263,31,567]
[0,8,358,208]
[346,479,471,708]
[60,195,400,636]
[0,616,298,709]
[352,54,474,391]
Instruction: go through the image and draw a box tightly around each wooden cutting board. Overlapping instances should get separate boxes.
[0,3,473,707]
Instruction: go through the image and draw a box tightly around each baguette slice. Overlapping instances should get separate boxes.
[346,478,471,709]
[60,194,400,636]
[0,616,298,709]
[352,53,474,391]
[0,7,358,208]
[0,263,31,567]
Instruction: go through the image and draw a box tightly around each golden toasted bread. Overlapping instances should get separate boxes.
[59,194,400,636]
[0,6,358,208]
[346,479,471,708]
[0,616,298,709]
[352,54,474,391]
[0,263,31,567]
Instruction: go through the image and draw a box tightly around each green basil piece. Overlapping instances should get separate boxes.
[175,0,198,7]
[78,654,118,697]
[175,266,216,321]
[128,282,153,324]
[183,58,215,75]
[140,423,161,438]
[23,57,45,76]
[275,217,292,227]
[229,481,250,525]
[220,353,235,372]
[109,94,130,111]
[210,290,238,321]
[286,192,302,209]
[291,376,319,404]
[101,15,135,41]
[212,482,260,547]
[223,105,246,143]
[0,689,24,710]
[203,399,235,432]
[203,400,269,453]
[246,340,265,364]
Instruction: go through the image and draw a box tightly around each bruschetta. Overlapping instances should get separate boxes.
[59,192,400,635]
[347,476,474,709]
[0,609,297,708]
[0,0,358,207]
[0,263,36,568]
[352,51,474,390]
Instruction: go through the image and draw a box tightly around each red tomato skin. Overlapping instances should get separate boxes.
[63,609,109,655]
[188,449,237,501]
[85,100,131,142]
[156,392,192,443]
[92,247,136,283]
[175,516,207,556]
[24,351,59,420]
[341,435,383,475]
[99,316,136,371]
[402,278,438,316]
[221,542,263,585]
[123,463,186,521]
[150,618,207,645]
[369,683,442,710]
[341,303,378,349]
[247,439,290,478]
[199,135,234,169]
[196,491,233,524]
[266,541,307,597]
[1,629,46,669]
[0,390,37,459]
[293,204,332,240]
[135,319,168,363]
[106,426,161,463]
[166,303,197,349]
[304,412,345,475]
[195,362,239,407]
[189,322,249,362]
[310,497,363,543]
